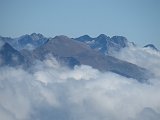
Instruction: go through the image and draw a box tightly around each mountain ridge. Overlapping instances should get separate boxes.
[31,35,152,82]
[0,33,158,52]
[0,33,156,82]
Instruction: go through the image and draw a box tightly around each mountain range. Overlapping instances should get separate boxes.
[75,34,136,55]
[0,33,158,82]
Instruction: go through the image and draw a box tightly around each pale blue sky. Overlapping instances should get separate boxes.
[0,0,160,47]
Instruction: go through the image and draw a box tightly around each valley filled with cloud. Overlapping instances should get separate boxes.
[0,45,160,120]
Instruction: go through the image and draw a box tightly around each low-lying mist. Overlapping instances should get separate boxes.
[112,46,160,78]
[0,46,160,120]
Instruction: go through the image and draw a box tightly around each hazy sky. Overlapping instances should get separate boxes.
[0,0,160,47]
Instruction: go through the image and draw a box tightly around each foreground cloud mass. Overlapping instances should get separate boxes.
[0,47,160,120]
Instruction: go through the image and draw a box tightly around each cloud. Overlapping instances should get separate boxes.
[112,46,160,78]
[24,44,36,51]
[0,51,160,120]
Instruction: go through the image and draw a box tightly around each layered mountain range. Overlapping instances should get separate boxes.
[0,33,158,82]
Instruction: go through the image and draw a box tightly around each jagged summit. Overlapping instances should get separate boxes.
[75,34,132,55]
[19,33,45,41]
[96,34,109,39]
[30,33,45,40]
[0,33,48,50]
[75,35,93,42]
[111,36,128,47]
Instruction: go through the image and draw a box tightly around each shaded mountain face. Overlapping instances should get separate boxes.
[32,35,151,82]
[75,34,135,55]
[0,33,48,50]
[0,36,14,46]
[0,43,26,66]
[15,33,48,50]
[144,44,159,51]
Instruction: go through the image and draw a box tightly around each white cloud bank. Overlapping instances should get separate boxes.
[0,47,160,120]
[112,46,160,78]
